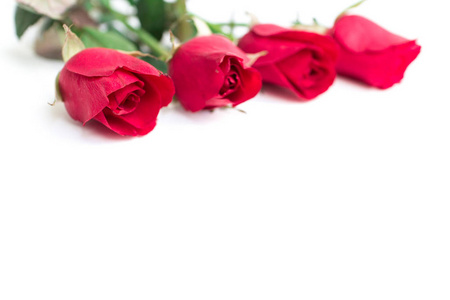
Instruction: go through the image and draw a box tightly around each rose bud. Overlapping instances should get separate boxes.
[58,48,175,136]
[238,24,339,100]
[330,15,421,89]
[168,35,262,112]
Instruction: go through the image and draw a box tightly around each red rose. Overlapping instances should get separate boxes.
[58,48,174,136]
[238,24,338,100]
[168,35,262,112]
[330,15,421,89]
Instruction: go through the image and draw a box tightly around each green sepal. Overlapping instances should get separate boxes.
[62,24,86,62]
[336,0,366,20]
[54,72,62,104]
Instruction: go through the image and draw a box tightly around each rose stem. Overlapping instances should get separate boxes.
[109,10,170,60]
[213,23,250,27]
[97,0,170,60]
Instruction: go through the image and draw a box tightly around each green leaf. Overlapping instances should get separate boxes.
[83,1,93,11]
[96,0,111,8]
[40,17,55,33]
[80,27,138,51]
[206,22,223,34]
[136,0,166,41]
[141,56,168,73]
[164,2,177,24]
[15,5,42,38]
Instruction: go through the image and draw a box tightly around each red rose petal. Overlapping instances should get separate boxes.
[65,48,163,77]
[331,15,421,88]
[333,15,410,53]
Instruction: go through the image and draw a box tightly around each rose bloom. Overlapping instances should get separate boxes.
[238,24,338,100]
[168,35,262,112]
[330,15,421,89]
[59,48,174,136]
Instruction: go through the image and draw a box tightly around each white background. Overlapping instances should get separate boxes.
[1,0,449,299]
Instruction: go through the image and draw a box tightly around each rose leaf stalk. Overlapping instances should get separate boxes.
[193,15,250,41]
[106,8,170,60]
[336,0,367,20]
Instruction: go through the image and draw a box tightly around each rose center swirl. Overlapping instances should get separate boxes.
[220,72,239,95]
[114,93,140,115]
[108,84,145,116]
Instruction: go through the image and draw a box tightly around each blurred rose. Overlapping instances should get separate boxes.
[330,15,421,89]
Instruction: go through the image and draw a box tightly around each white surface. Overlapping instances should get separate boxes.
[1,0,449,299]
